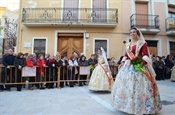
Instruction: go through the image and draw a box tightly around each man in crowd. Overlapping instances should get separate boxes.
[88,54,98,78]
[2,49,16,91]
[0,49,9,91]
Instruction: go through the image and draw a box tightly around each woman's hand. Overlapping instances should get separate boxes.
[141,61,147,66]
[52,64,55,67]
[18,65,22,70]
[62,63,66,66]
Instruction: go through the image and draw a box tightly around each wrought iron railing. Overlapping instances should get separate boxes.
[165,18,175,31]
[130,14,160,29]
[22,8,118,25]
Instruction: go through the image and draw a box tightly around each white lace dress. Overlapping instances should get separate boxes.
[88,55,111,91]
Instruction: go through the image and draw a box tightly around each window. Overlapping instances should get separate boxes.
[168,5,175,19]
[146,40,157,47]
[95,39,107,56]
[92,0,107,22]
[168,13,175,18]
[3,38,15,53]
[135,2,148,27]
[63,0,79,22]
[33,39,46,57]
[168,5,175,14]
[135,2,148,15]
[170,42,175,56]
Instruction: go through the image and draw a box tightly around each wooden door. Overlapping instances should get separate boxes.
[135,2,148,27]
[148,47,157,56]
[58,33,83,58]
[146,40,158,56]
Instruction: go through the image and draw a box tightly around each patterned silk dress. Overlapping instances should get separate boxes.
[171,65,175,82]
[111,43,162,114]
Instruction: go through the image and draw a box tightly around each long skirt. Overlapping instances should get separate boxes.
[111,65,162,114]
[88,64,111,91]
[171,65,175,82]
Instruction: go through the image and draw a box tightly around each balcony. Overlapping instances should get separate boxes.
[130,14,160,34]
[22,8,118,27]
[166,18,175,36]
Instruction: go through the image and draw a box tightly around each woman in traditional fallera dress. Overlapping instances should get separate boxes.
[170,65,175,82]
[111,28,162,114]
[88,47,113,91]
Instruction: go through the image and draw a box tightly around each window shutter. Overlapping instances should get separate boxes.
[168,5,175,14]
[63,0,79,22]
[64,0,79,8]
[135,2,148,14]
[92,0,107,22]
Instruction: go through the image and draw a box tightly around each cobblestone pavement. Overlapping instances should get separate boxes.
[0,80,175,115]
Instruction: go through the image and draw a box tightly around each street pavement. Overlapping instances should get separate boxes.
[0,80,175,115]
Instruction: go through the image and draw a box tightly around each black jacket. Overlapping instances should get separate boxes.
[46,59,58,68]
[14,57,26,68]
[57,60,69,67]
[57,60,69,75]
[78,60,89,66]
[3,54,16,66]
[87,58,98,65]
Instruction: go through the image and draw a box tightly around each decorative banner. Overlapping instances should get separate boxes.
[79,66,90,75]
[22,67,36,77]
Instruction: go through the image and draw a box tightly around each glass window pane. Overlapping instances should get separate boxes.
[95,39,107,55]
[92,0,107,22]
[63,0,79,22]
[33,39,46,57]
[170,42,175,56]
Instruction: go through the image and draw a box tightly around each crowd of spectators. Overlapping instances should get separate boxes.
[0,49,101,92]
[1,49,174,92]
[151,54,175,81]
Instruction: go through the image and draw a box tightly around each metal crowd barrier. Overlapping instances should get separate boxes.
[0,66,60,86]
[0,65,118,88]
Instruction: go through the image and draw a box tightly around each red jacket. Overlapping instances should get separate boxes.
[36,59,46,75]
[26,59,34,67]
